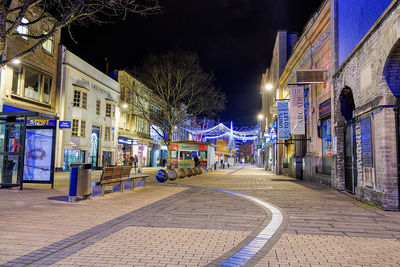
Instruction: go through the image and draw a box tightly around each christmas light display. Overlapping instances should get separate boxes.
[182,121,259,152]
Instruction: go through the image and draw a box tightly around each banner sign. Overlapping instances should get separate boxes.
[24,128,53,182]
[361,116,373,167]
[277,101,290,140]
[289,86,305,135]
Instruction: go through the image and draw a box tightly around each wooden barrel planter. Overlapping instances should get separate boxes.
[186,168,193,176]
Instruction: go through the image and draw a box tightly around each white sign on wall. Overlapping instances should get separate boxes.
[289,86,305,135]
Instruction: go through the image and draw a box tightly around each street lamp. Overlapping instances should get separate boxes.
[11,58,20,65]
[258,114,264,120]
[265,83,273,91]
[122,103,128,109]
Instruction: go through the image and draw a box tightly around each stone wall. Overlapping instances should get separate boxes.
[332,1,400,210]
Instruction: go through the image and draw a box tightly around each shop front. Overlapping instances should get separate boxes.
[63,148,85,171]
[117,136,137,166]
[170,141,215,170]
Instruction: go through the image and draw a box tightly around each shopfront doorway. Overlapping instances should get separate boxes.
[340,87,357,194]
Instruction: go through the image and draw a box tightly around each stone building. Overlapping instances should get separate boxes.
[278,0,331,182]
[331,0,399,209]
[260,30,297,174]
[55,46,120,171]
[111,70,152,168]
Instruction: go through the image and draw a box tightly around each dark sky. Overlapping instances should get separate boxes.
[61,0,323,127]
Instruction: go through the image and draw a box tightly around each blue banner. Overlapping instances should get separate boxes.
[277,102,290,140]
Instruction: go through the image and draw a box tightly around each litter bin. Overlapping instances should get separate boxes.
[69,163,92,203]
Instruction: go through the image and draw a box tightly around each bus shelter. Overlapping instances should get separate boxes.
[170,141,216,170]
[0,112,58,190]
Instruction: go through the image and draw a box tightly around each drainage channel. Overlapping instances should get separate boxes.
[168,183,284,266]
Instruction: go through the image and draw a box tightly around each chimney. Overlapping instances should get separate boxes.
[105,57,109,75]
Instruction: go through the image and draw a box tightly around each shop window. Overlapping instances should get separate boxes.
[106,103,111,117]
[80,120,86,137]
[199,150,207,160]
[105,127,111,141]
[73,90,81,107]
[321,118,332,174]
[16,17,29,40]
[12,66,52,104]
[171,150,178,159]
[96,100,101,115]
[64,149,85,171]
[42,32,54,54]
[24,68,41,101]
[72,119,79,136]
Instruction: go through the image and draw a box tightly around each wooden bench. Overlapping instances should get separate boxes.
[92,166,148,197]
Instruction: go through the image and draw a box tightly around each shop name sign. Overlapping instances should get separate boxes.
[118,136,138,145]
[179,144,198,150]
[78,78,114,101]
[289,86,305,135]
[277,101,290,140]
[59,121,71,129]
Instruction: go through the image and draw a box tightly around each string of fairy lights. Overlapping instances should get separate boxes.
[181,122,259,152]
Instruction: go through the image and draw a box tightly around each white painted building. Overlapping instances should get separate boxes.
[56,45,120,170]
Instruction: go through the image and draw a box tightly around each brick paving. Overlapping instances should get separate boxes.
[0,165,400,266]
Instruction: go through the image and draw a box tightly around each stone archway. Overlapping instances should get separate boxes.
[334,87,356,192]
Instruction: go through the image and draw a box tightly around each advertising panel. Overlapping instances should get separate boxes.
[23,128,53,181]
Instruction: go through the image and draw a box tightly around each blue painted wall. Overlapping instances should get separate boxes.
[338,0,392,65]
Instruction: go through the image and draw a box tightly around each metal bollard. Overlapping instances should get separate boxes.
[68,167,78,203]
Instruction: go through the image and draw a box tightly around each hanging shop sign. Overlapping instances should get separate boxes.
[289,86,305,135]
[277,101,290,140]
[361,116,373,167]
[296,69,326,84]
[59,121,71,129]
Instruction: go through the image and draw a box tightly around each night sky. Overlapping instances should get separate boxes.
[61,0,323,127]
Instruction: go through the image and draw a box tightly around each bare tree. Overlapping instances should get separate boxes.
[0,0,160,66]
[127,50,226,169]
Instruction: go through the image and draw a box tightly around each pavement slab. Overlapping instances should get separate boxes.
[1,165,400,266]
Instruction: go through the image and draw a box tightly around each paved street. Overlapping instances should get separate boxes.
[1,165,400,266]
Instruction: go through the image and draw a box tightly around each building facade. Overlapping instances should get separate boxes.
[56,46,120,171]
[260,31,298,174]
[331,0,399,209]
[0,1,61,185]
[278,0,331,182]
